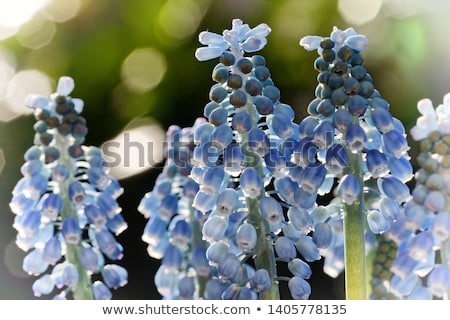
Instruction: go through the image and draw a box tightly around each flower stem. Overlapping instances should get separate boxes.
[246,196,280,300]
[343,149,367,300]
[57,135,93,300]
[442,239,450,299]
[60,180,94,299]
[189,200,208,299]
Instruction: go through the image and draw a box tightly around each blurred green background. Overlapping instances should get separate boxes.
[1,0,449,299]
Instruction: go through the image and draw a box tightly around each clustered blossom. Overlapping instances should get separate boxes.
[299,26,412,218]
[186,19,343,300]
[138,119,215,299]
[12,19,449,302]
[10,77,127,299]
[195,18,271,62]
[379,93,450,299]
[293,27,416,280]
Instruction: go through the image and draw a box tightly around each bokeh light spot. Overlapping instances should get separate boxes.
[121,48,167,93]
[4,240,28,279]
[0,70,51,122]
[17,15,56,49]
[101,117,165,180]
[158,0,203,41]
[0,0,49,39]
[42,0,81,22]
[338,0,382,25]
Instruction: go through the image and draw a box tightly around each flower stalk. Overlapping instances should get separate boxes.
[343,149,367,300]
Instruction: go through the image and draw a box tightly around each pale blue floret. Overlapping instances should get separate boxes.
[102,265,128,289]
[206,240,229,266]
[218,254,241,280]
[287,206,314,234]
[43,236,62,265]
[274,237,297,262]
[80,247,102,273]
[240,167,263,199]
[94,228,123,260]
[32,274,54,297]
[288,258,312,279]
[202,215,228,243]
[92,281,112,300]
[195,19,271,61]
[295,235,321,262]
[250,269,271,293]
[378,175,411,204]
[367,209,391,234]
[337,174,361,205]
[288,276,311,300]
[426,265,450,298]
[235,223,257,251]
[62,217,82,244]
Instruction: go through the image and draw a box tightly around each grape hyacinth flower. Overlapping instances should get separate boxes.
[299,27,414,299]
[138,119,214,299]
[381,93,450,299]
[10,77,127,299]
[188,18,339,300]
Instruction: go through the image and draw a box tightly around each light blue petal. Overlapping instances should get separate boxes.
[344,35,368,52]
[198,31,225,46]
[25,94,49,109]
[244,23,271,38]
[299,35,322,51]
[242,36,267,52]
[195,46,226,61]
[56,76,74,96]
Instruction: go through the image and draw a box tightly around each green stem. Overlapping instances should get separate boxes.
[246,197,280,300]
[442,239,450,299]
[57,135,93,300]
[189,200,208,299]
[343,149,367,300]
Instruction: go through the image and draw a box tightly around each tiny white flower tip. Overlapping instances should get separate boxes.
[195,46,223,61]
[344,35,368,52]
[299,36,322,51]
[410,126,429,141]
[198,31,225,46]
[343,27,357,37]
[25,94,49,109]
[417,98,435,115]
[330,28,346,44]
[245,23,271,38]
[232,18,244,29]
[443,93,450,106]
[56,76,75,96]
[72,98,84,114]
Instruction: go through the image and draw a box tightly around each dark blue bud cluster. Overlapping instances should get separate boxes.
[10,77,127,299]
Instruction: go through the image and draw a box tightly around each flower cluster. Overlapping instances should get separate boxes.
[299,26,413,229]
[297,27,416,282]
[188,18,333,300]
[379,94,450,299]
[138,118,216,299]
[10,77,127,299]
[11,18,449,301]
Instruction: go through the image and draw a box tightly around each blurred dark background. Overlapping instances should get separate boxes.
[1,0,449,300]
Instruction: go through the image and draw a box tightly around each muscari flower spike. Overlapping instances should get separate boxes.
[375,93,450,300]
[187,18,353,300]
[298,27,414,280]
[138,118,215,299]
[10,77,127,300]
